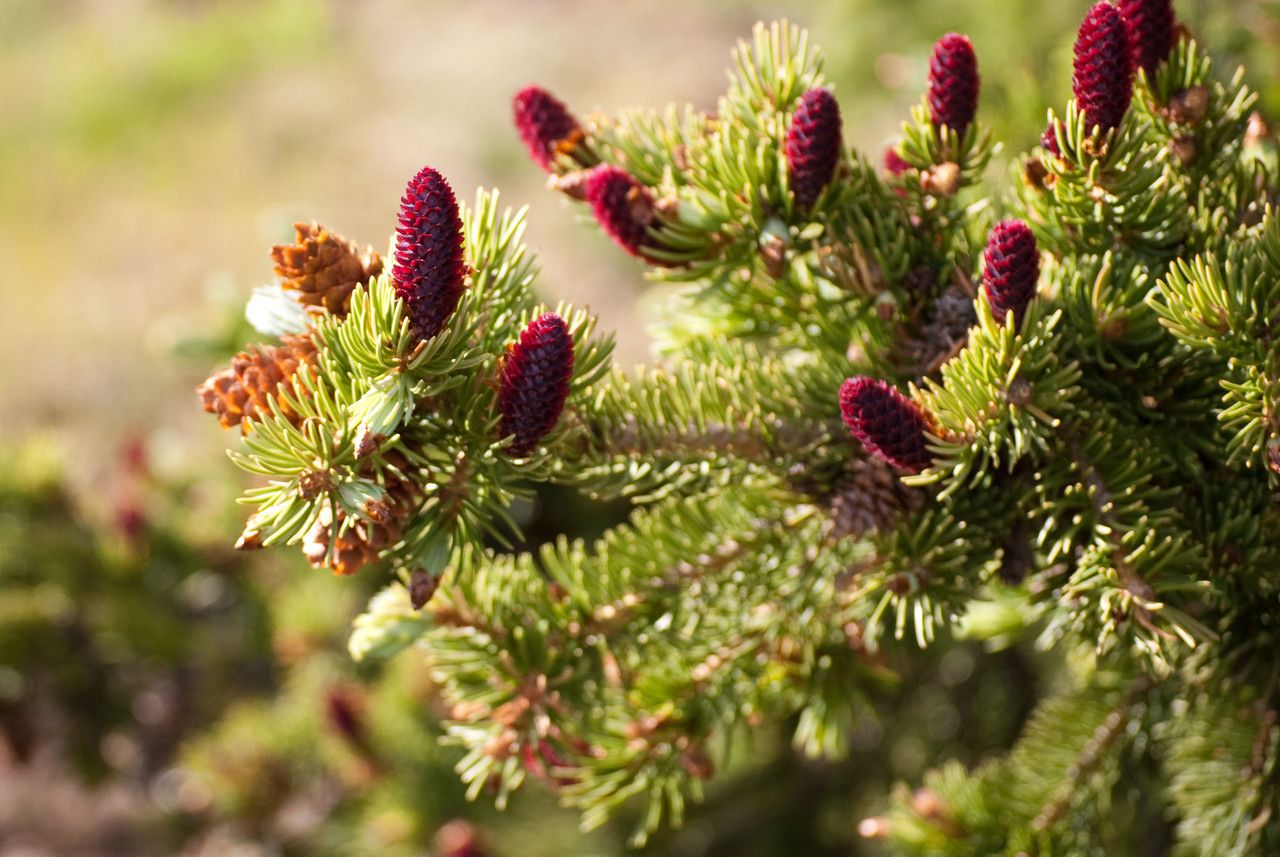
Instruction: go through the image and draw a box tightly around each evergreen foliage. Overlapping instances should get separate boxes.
[199,7,1280,851]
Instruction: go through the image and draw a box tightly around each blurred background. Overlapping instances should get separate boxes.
[1,1,1277,855]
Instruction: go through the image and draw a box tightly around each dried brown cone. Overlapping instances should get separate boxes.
[197,334,318,433]
[828,455,922,540]
[271,221,383,316]
[301,452,422,576]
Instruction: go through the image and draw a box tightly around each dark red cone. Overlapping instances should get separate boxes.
[785,87,843,210]
[513,85,584,173]
[839,377,933,473]
[1117,0,1176,78]
[927,34,980,137]
[982,220,1040,326]
[1073,2,1133,136]
[498,313,575,456]
[583,165,658,259]
[392,166,468,341]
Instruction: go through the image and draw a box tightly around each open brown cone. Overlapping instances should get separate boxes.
[272,221,383,316]
[197,334,318,433]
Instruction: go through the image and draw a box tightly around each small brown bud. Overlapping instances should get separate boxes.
[1022,157,1050,191]
[1168,135,1199,166]
[353,427,384,459]
[298,469,331,500]
[760,234,787,279]
[921,161,961,196]
[678,744,715,780]
[363,498,393,525]
[1167,85,1210,124]
[236,523,265,551]
[409,569,439,609]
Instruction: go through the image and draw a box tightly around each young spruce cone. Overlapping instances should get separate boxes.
[392,166,468,341]
[1118,0,1176,79]
[271,222,383,316]
[982,219,1040,325]
[928,33,980,138]
[198,334,317,432]
[497,313,574,457]
[1073,2,1133,136]
[839,376,933,473]
[513,85,590,173]
[583,165,661,260]
[785,87,842,210]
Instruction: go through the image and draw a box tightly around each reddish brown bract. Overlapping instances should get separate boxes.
[583,165,658,259]
[1117,0,1176,78]
[982,219,1040,326]
[1073,2,1133,136]
[392,166,468,341]
[785,87,843,210]
[513,85,583,172]
[928,33,980,137]
[1040,121,1062,156]
[838,377,933,473]
[498,313,575,457]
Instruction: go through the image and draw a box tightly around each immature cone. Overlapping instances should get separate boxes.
[198,334,317,432]
[513,85,588,173]
[392,166,468,341]
[583,165,659,260]
[785,87,843,210]
[271,222,383,316]
[1073,2,1133,136]
[1117,0,1176,78]
[927,33,980,137]
[498,313,575,457]
[838,377,933,473]
[982,219,1040,325]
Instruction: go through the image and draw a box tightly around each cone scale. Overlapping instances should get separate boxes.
[513,85,585,173]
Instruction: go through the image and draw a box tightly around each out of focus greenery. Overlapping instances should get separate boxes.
[1,1,1277,854]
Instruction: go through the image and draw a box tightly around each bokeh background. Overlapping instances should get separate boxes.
[1,1,1277,855]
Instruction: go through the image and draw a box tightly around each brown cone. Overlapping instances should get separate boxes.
[301,452,422,576]
[828,455,922,540]
[272,222,383,316]
[197,334,318,433]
